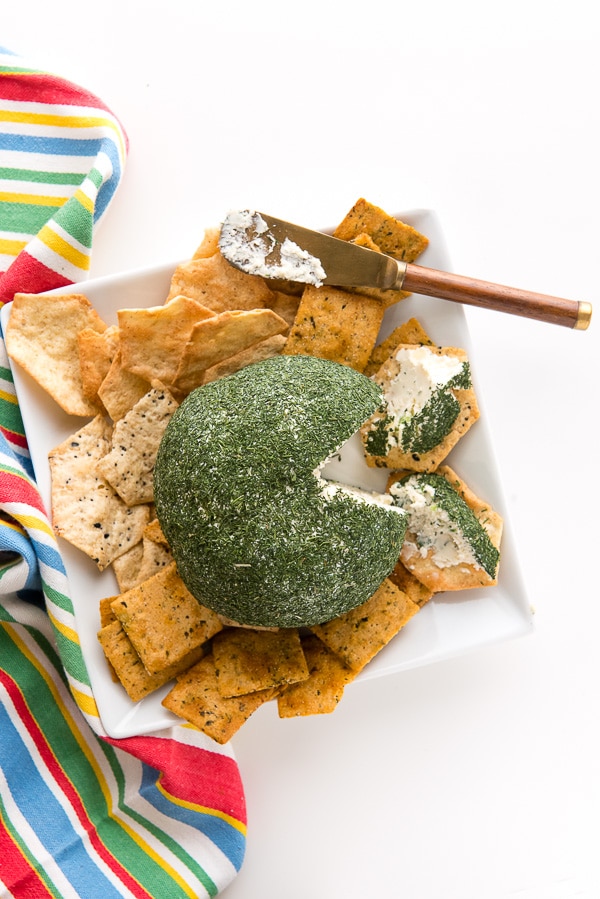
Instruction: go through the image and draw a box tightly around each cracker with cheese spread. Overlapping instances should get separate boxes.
[387,465,503,591]
[361,343,479,471]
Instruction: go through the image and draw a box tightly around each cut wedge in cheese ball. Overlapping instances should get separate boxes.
[154,354,407,628]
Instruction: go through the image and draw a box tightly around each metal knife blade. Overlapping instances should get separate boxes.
[218,210,405,290]
[218,209,592,329]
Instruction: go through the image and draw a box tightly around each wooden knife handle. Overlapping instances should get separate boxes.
[402,263,592,330]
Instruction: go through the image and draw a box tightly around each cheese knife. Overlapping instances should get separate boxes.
[219,210,592,330]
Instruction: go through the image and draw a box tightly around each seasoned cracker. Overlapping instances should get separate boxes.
[96,384,179,506]
[97,346,151,421]
[201,334,286,384]
[212,628,309,697]
[6,292,107,416]
[283,284,384,372]
[388,560,434,607]
[364,317,434,377]
[277,634,354,717]
[117,296,216,386]
[49,415,150,569]
[192,227,220,258]
[172,308,288,394]
[162,654,277,744]
[143,517,170,548]
[98,620,204,702]
[99,595,119,627]
[112,534,174,592]
[310,578,420,673]
[78,325,119,406]
[333,198,429,261]
[111,561,223,674]
[166,250,276,313]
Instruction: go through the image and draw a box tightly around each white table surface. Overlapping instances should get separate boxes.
[4,3,599,897]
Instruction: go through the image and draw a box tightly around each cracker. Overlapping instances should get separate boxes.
[192,227,221,258]
[283,284,384,372]
[172,308,289,394]
[96,384,179,505]
[98,620,204,702]
[310,578,420,673]
[77,325,119,406]
[99,595,119,627]
[212,628,309,697]
[361,344,480,471]
[388,561,434,607]
[162,654,278,743]
[111,561,223,674]
[117,296,216,386]
[143,517,170,548]
[333,198,429,261]
[388,465,503,592]
[345,232,411,307]
[6,292,107,416]
[264,289,301,327]
[364,317,434,377]
[166,250,276,313]
[277,634,354,717]
[49,415,150,569]
[201,334,286,384]
[97,346,151,421]
[112,534,173,592]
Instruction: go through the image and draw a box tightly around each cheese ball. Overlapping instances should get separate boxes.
[154,354,407,627]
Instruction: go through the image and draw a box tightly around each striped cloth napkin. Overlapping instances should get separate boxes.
[0,48,246,898]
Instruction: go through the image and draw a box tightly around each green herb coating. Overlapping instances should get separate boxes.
[154,354,407,627]
[366,361,472,457]
[392,471,499,578]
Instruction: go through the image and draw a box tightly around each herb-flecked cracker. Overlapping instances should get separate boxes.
[111,561,223,674]
[49,415,151,569]
[212,628,309,697]
[98,620,205,702]
[283,285,385,372]
[364,317,434,378]
[310,578,420,673]
[277,634,355,717]
[162,654,278,744]
[96,384,179,506]
[333,198,429,262]
[6,292,107,416]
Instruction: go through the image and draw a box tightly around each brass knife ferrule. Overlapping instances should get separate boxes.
[575,301,592,330]
[393,260,408,291]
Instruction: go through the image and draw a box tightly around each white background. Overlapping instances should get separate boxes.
[4,3,599,896]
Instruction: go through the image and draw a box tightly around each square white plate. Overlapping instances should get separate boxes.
[2,209,533,738]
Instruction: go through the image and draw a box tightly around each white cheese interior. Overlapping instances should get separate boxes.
[389,479,480,569]
[385,345,463,417]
